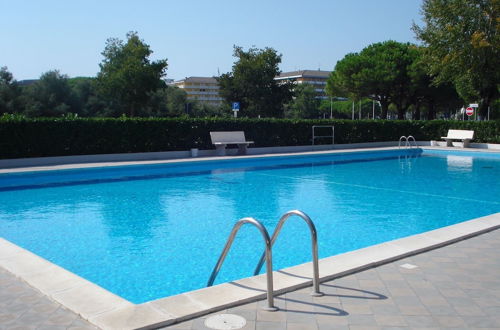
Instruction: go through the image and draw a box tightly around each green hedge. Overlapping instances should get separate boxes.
[0,116,499,159]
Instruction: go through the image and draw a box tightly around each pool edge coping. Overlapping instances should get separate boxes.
[1,213,499,330]
[3,144,500,175]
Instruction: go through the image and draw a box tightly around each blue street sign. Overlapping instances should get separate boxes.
[232,102,240,111]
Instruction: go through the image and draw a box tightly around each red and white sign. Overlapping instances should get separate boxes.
[466,107,474,116]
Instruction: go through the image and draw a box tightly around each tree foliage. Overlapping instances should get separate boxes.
[217,46,293,118]
[23,70,76,117]
[326,41,465,119]
[286,84,320,118]
[144,86,188,117]
[68,77,104,116]
[96,31,168,117]
[0,67,22,115]
[326,41,420,119]
[413,0,500,117]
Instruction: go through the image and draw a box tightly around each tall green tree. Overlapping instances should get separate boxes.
[68,77,104,116]
[413,0,499,118]
[409,54,462,119]
[0,67,23,114]
[217,46,293,118]
[189,101,228,118]
[326,41,419,119]
[318,99,352,119]
[23,70,75,117]
[146,86,188,117]
[286,84,320,118]
[96,32,168,117]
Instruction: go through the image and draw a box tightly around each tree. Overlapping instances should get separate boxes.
[189,101,228,118]
[217,46,293,118]
[326,41,419,119]
[165,86,188,116]
[413,0,500,118]
[325,53,366,101]
[142,85,193,117]
[96,31,168,117]
[68,77,103,117]
[0,67,23,114]
[286,84,320,118]
[318,99,351,119]
[23,70,75,117]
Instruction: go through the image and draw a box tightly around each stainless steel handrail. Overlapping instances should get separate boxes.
[407,135,417,148]
[312,125,334,145]
[253,210,323,297]
[398,136,407,148]
[207,217,278,311]
[399,135,417,149]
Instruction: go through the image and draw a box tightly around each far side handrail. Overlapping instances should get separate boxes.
[312,125,335,145]
[253,210,323,296]
[407,135,417,148]
[207,217,278,311]
[398,136,408,148]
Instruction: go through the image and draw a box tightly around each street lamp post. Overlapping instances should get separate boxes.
[330,96,333,119]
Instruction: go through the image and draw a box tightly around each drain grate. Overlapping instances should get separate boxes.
[204,314,247,330]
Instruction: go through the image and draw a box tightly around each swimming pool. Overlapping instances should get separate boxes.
[0,148,499,304]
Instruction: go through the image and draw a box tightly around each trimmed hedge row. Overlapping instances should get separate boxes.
[0,117,499,159]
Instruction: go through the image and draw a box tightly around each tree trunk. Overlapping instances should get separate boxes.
[397,106,405,120]
[380,100,389,119]
[479,96,490,120]
[127,104,135,117]
[427,102,436,120]
[414,103,421,120]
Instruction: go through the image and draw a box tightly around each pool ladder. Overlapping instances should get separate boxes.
[207,210,323,311]
[398,135,417,149]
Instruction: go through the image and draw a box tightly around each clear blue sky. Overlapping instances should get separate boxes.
[1,0,423,81]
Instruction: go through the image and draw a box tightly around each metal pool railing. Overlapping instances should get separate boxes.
[207,210,323,311]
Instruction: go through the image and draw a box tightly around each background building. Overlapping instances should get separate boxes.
[171,77,223,106]
[275,70,331,100]
[172,70,332,106]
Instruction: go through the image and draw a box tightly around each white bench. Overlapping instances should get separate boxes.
[441,129,474,148]
[210,131,254,156]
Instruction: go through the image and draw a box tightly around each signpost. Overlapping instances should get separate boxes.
[469,103,478,120]
[465,107,474,116]
[232,102,240,118]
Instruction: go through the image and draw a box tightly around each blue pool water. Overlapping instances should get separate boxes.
[0,149,499,303]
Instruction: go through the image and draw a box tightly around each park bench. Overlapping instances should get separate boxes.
[441,129,474,148]
[210,131,254,156]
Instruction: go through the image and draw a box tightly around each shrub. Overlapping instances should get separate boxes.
[0,115,498,159]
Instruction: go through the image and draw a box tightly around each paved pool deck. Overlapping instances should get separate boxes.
[2,227,499,329]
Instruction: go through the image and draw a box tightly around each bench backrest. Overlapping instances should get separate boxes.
[446,129,474,139]
[210,131,247,143]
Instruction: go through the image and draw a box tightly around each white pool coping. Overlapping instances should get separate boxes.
[0,143,500,174]
[1,141,499,174]
[1,147,500,329]
[0,145,402,174]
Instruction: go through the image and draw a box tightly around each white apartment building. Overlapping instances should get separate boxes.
[171,77,223,106]
[275,70,331,100]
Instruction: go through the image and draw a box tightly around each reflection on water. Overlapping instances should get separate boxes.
[447,155,473,172]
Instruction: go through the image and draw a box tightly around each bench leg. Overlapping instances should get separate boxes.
[215,145,227,156]
[463,139,471,148]
[445,139,453,147]
[237,144,248,155]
